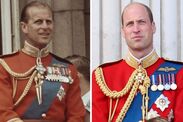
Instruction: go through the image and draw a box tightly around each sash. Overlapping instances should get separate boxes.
[22,57,68,119]
[123,61,183,122]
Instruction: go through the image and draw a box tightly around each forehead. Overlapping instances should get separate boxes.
[123,4,149,22]
[27,6,53,20]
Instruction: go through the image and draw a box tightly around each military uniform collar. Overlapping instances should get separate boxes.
[22,41,49,57]
[125,49,159,69]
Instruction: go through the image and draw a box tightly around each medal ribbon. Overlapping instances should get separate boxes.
[122,60,183,122]
[22,57,69,119]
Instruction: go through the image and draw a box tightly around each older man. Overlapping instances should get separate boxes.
[0,1,85,122]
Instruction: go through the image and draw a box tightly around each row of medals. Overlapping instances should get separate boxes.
[35,63,71,104]
[150,73,177,91]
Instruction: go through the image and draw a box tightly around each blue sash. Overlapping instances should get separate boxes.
[22,58,68,119]
[123,61,183,122]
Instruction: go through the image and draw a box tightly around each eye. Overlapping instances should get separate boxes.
[138,20,146,25]
[35,19,43,24]
[125,21,134,27]
[46,20,53,25]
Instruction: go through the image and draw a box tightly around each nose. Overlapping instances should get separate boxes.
[41,21,49,28]
[132,23,140,33]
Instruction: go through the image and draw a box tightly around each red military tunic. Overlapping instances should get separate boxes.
[0,42,85,122]
[92,51,183,122]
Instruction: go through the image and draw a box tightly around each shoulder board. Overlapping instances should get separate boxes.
[99,59,123,68]
[164,58,183,65]
[0,50,19,58]
[50,53,72,65]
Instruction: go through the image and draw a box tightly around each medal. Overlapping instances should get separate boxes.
[151,85,158,91]
[46,66,73,84]
[170,74,177,90]
[151,75,157,91]
[157,74,164,91]
[164,83,171,90]
[57,85,65,101]
[171,83,177,90]
[157,84,164,91]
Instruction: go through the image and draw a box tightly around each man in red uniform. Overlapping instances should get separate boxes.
[92,2,183,122]
[0,1,85,122]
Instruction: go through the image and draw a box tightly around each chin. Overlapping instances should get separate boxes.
[40,39,51,44]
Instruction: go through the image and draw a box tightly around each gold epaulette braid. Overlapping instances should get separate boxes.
[0,59,37,106]
[116,81,139,121]
[14,70,37,106]
[0,59,36,77]
[95,66,150,122]
[95,67,137,98]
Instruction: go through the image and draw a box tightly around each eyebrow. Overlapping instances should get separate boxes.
[125,19,146,26]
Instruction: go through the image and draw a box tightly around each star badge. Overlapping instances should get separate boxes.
[57,86,65,101]
[155,94,170,111]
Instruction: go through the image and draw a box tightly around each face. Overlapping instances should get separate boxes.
[21,6,53,49]
[122,4,156,53]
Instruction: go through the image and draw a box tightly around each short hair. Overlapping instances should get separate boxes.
[121,2,154,26]
[65,55,90,82]
[20,1,53,23]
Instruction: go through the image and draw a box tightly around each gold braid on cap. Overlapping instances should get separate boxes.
[0,58,36,106]
[95,65,150,122]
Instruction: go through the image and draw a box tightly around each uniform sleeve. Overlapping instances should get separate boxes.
[0,64,20,121]
[65,65,85,122]
[92,69,108,122]
[174,68,183,122]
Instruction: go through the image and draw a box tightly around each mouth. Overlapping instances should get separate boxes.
[132,36,143,41]
[39,33,50,38]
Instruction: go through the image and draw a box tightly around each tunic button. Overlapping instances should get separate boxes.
[42,113,46,118]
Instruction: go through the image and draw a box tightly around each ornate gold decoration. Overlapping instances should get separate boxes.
[95,65,150,122]
[0,59,36,78]
[125,50,159,69]
[158,67,176,72]
[0,58,37,106]
[22,41,49,57]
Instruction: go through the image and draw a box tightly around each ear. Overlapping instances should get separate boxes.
[20,22,28,33]
[152,22,156,33]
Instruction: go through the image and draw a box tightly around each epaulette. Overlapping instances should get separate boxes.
[0,50,19,58]
[164,58,183,65]
[50,53,72,65]
[99,59,123,68]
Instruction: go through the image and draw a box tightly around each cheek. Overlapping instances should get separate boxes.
[124,31,132,40]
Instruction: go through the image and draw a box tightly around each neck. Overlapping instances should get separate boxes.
[129,47,153,59]
[22,41,49,57]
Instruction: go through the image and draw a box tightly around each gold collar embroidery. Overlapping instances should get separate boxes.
[125,50,159,69]
[22,41,49,57]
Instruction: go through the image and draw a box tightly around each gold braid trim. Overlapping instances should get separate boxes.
[95,67,138,98]
[12,78,17,98]
[116,81,140,122]
[0,58,37,106]
[0,59,36,78]
[95,66,150,122]
[14,70,37,106]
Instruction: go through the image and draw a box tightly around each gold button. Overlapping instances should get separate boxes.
[42,113,46,118]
